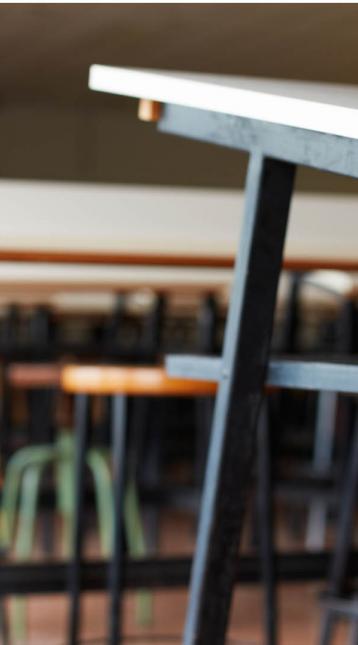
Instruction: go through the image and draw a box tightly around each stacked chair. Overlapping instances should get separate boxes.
[3,279,358,644]
[268,271,358,644]
[0,295,167,641]
[0,291,223,642]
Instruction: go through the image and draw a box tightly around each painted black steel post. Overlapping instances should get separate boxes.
[108,394,128,645]
[68,393,90,645]
[319,407,358,645]
[184,152,296,645]
[257,400,277,645]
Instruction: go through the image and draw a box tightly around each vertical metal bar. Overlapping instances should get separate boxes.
[0,596,9,645]
[257,400,277,645]
[109,395,127,645]
[318,610,336,645]
[280,272,302,354]
[68,394,89,645]
[184,152,296,645]
[140,398,162,552]
[329,408,358,594]
[306,391,337,551]
[319,407,358,645]
[349,614,358,645]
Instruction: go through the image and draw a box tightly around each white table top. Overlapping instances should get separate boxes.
[89,66,358,140]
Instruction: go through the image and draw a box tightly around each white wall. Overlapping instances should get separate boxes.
[0,179,357,262]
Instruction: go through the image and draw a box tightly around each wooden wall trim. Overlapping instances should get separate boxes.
[0,249,356,272]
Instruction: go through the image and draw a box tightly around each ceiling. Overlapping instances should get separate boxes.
[1,4,358,106]
[1,4,358,193]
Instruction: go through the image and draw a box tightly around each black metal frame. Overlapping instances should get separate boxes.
[166,356,358,393]
[2,550,358,596]
[158,102,358,644]
[3,99,357,644]
[183,153,296,645]
[159,105,358,178]
[109,394,127,645]
[318,406,358,645]
[68,393,90,645]
[257,400,276,645]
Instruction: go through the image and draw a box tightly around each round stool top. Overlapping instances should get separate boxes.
[61,365,217,397]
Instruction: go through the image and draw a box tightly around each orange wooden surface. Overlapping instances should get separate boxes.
[6,362,277,397]
[7,363,60,389]
[61,365,217,396]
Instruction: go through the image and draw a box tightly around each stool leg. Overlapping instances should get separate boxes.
[68,394,89,645]
[1,457,23,546]
[15,464,43,556]
[12,463,43,643]
[306,392,337,551]
[56,432,76,556]
[1,446,57,546]
[88,445,152,628]
[318,610,336,645]
[1,447,57,644]
[349,616,358,645]
[0,596,9,645]
[1,448,43,545]
[109,395,127,645]
[134,398,160,553]
[319,407,358,645]
[257,400,277,645]
[124,480,152,626]
[86,448,113,555]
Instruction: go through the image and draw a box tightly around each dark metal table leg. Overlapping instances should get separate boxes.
[184,153,296,645]
[109,395,127,645]
[68,394,90,645]
[257,400,277,645]
[319,406,358,645]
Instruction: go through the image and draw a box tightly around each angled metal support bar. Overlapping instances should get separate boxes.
[166,355,358,395]
[183,153,296,645]
[159,104,358,179]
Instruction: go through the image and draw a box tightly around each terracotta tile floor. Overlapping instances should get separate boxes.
[23,582,352,645]
[5,510,350,644]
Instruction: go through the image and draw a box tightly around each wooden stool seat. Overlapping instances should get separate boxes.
[61,365,217,397]
[7,363,60,389]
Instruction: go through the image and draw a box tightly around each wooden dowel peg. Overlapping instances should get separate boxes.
[138,99,161,122]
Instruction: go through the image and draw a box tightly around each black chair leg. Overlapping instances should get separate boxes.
[257,399,277,645]
[140,401,162,552]
[318,610,336,645]
[0,597,9,645]
[319,405,358,645]
[349,614,358,645]
[68,394,90,645]
[108,395,127,645]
